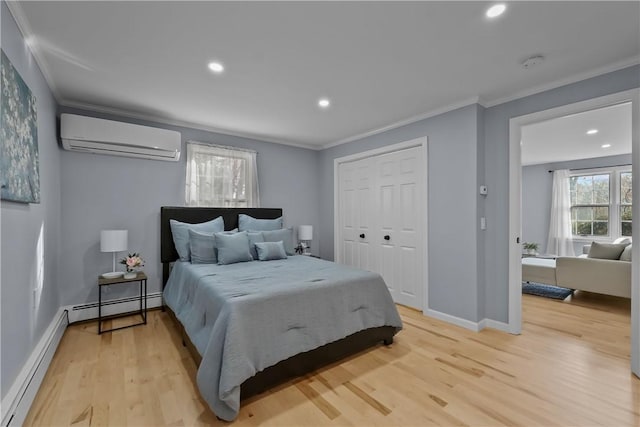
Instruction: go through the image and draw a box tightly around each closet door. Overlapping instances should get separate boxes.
[338,158,374,271]
[374,147,423,309]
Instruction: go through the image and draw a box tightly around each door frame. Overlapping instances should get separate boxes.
[508,88,640,376]
[334,137,429,312]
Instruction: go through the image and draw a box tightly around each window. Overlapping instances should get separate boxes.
[621,172,632,236]
[569,167,631,239]
[185,142,260,207]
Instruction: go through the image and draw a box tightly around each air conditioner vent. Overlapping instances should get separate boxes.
[60,114,181,162]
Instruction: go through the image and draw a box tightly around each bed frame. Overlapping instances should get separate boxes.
[160,206,396,401]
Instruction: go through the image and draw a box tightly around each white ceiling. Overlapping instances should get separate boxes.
[521,102,632,166]
[10,1,640,149]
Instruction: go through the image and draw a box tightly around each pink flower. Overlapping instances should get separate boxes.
[126,258,136,267]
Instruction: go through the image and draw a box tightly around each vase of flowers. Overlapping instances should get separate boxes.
[120,253,144,279]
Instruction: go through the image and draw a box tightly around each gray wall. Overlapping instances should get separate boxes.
[1,2,62,397]
[57,106,320,306]
[484,65,640,323]
[522,154,632,255]
[319,104,485,322]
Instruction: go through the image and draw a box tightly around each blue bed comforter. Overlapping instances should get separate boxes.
[163,256,402,421]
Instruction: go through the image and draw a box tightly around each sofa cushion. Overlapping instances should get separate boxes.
[619,244,632,262]
[613,237,632,246]
[587,242,627,260]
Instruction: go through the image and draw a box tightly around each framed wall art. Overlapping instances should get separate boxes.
[1,49,40,204]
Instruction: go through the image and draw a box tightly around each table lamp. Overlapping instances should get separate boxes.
[298,225,313,255]
[100,230,128,278]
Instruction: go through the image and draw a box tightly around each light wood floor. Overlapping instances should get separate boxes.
[25,292,639,426]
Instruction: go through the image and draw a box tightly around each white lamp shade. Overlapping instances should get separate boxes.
[298,225,313,241]
[100,230,128,252]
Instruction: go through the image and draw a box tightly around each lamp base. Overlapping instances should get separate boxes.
[102,271,124,279]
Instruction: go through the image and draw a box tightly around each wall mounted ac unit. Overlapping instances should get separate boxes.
[60,114,181,162]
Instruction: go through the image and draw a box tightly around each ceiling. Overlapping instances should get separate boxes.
[521,102,632,166]
[10,1,640,149]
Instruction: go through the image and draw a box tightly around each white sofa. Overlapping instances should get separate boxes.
[522,241,632,299]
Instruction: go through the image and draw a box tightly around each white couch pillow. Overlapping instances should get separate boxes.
[619,244,632,262]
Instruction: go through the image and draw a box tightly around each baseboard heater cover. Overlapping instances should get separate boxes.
[1,309,69,427]
[67,292,163,323]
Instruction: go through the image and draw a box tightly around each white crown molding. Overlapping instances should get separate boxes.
[321,96,482,150]
[483,55,640,108]
[5,1,62,101]
[8,0,639,153]
[58,98,321,151]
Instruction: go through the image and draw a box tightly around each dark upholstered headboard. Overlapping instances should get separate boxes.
[160,206,283,288]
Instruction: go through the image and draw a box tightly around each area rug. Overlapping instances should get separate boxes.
[522,282,573,300]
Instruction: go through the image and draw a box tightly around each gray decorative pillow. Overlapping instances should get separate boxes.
[238,214,283,232]
[189,230,217,264]
[215,231,253,265]
[619,244,632,262]
[170,216,224,261]
[261,228,294,255]
[248,232,265,260]
[587,242,627,260]
[255,241,288,261]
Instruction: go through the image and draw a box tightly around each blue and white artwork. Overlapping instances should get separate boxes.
[1,49,40,204]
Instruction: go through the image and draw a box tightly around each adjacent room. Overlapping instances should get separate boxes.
[519,101,633,356]
[1,1,639,426]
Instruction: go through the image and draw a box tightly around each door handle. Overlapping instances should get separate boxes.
[384,235,390,241]
[359,234,365,239]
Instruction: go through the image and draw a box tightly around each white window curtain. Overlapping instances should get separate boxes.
[185,142,260,207]
[547,169,575,256]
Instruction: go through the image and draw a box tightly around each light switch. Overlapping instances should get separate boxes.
[480,217,487,230]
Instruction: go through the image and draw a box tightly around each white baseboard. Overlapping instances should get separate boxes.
[480,318,511,333]
[424,308,483,332]
[1,308,68,427]
[67,292,163,323]
[423,309,511,334]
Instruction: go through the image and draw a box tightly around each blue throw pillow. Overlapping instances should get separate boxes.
[170,217,224,261]
[248,232,265,260]
[261,228,294,255]
[189,230,217,264]
[238,214,283,231]
[215,231,253,265]
[255,241,288,261]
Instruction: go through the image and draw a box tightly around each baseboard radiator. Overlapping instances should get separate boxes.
[67,291,163,323]
[1,292,164,426]
[1,309,68,427]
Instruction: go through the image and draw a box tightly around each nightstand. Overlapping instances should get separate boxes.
[98,272,147,334]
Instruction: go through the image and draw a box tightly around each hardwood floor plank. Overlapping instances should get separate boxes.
[24,294,639,426]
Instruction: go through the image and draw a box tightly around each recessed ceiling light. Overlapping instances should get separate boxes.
[586,129,599,135]
[318,98,331,109]
[486,4,506,18]
[601,144,611,148]
[207,61,224,74]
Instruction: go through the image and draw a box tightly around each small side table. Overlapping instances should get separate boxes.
[98,272,147,334]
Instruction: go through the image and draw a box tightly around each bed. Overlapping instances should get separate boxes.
[160,207,402,421]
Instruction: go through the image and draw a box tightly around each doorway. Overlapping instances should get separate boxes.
[508,88,640,376]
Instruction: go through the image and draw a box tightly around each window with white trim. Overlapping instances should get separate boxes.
[569,166,631,238]
[185,142,260,207]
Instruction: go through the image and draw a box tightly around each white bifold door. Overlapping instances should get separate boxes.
[337,145,425,310]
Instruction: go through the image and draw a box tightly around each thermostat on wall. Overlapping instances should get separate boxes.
[479,185,488,195]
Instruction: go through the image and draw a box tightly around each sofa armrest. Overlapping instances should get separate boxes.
[555,257,631,298]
